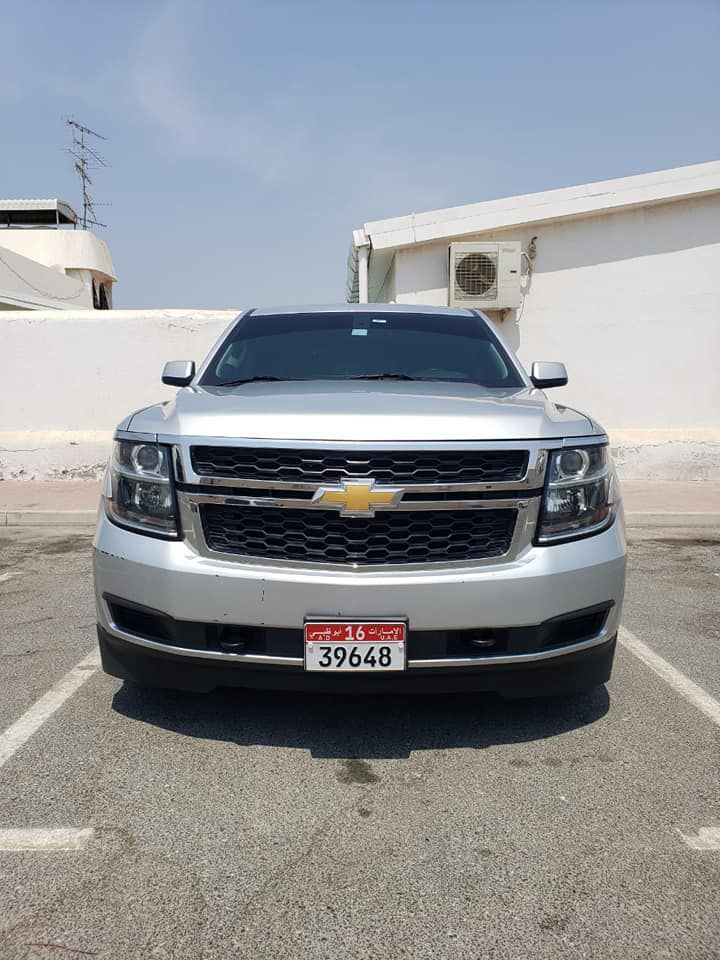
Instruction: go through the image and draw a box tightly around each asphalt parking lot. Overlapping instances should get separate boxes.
[0,521,719,959]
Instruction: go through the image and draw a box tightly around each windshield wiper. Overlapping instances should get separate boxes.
[217,375,298,386]
[347,373,418,381]
[218,373,420,386]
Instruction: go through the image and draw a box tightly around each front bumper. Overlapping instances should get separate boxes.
[93,503,626,694]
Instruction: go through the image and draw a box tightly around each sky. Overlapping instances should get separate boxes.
[2,0,719,309]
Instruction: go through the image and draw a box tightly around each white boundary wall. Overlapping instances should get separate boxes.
[1,310,236,479]
[1,305,718,480]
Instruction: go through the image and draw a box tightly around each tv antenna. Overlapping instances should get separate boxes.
[66,118,109,229]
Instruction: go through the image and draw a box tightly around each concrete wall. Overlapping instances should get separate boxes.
[2,258,718,482]
[0,309,237,479]
[376,255,397,303]
[375,194,720,478]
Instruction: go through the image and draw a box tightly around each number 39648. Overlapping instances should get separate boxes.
[304,621,406,672]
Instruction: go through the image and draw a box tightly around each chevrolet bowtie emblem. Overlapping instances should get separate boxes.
[312,479,404,517]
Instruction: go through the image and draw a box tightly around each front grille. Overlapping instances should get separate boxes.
[191,446,528,485]
[200,504,516,565]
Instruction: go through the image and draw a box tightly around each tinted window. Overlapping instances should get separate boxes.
[201,311,524,388]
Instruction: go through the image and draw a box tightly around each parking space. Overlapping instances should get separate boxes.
[623,519,720,702]
[0,525,719,959]
[0,530,96,732]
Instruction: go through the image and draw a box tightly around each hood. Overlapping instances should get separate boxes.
[126,381,600,443]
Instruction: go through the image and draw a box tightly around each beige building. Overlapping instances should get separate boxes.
[347,161,720,479]
[0,199,116,310]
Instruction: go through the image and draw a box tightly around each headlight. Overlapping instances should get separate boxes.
[106,441,178,537]
[537,444,618,543]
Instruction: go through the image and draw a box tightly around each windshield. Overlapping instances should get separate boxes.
[200,310,525,388]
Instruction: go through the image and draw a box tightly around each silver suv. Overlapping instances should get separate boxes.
[93,305,626,696]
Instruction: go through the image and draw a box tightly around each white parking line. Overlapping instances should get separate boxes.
[0,572,20,583]
[618,627,720,729]
[0,827,94,851]
[0,648,100,770]
[678,827,720,851]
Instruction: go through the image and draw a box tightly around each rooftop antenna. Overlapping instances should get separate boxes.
[65,118,109,229]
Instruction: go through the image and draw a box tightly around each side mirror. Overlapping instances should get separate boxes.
[530,361,568,389]
[162,360,195,387]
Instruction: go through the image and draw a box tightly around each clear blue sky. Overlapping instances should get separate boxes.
[2,0,719,308]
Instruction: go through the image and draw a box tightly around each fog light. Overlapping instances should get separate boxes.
[218,628,248,653]
[469,631,496,648]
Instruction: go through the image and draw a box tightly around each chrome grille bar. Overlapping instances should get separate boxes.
[183,491,532,513]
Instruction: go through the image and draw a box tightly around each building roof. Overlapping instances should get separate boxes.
[0,199,78,226]
[347,160,720,301]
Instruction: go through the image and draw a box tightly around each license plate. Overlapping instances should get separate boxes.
[304,621,406,672]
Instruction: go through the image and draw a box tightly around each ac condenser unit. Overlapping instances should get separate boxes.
[448,241,522,310]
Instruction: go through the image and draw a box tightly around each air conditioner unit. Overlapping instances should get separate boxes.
[448,241,522,310]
